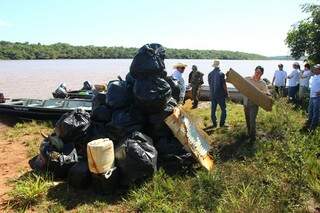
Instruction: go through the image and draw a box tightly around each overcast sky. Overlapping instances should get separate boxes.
[0,0,316,56]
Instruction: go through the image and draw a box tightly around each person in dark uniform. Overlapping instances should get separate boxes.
[208,60,228,128]
[188,65,204,108]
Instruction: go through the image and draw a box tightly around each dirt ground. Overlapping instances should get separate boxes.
[0,118,30,208]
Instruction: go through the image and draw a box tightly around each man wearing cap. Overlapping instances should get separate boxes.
[287,62,301,103]
[172,63,188,103]
[188,65,204,108]
[272,64,287,97]
[208,60,228,127]
[304,64,320,131]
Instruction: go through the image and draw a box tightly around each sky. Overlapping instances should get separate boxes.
[0,0,316,56]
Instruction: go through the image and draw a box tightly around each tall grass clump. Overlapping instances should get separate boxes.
[8,172,52,210]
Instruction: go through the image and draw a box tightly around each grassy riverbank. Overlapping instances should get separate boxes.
[2,100,320,212]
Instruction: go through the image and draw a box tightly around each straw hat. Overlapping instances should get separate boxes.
[173,63,187,69]
[212,60,220,67]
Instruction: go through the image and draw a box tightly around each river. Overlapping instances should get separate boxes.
[0,59,300,99]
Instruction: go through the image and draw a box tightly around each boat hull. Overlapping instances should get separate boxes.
[185,86,243,103]
[0,99,92,121]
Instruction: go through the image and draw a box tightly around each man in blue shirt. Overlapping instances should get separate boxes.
[208,60,228,127]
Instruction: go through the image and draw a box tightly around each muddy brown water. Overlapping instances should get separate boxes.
[0,59,299,99]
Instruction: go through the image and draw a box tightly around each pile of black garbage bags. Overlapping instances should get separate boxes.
[29,43,194,194]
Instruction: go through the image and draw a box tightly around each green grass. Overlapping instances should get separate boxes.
[4,99,320,212]
[7,172,52,210]
[127,99,320,212]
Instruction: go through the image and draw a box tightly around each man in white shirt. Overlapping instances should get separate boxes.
[287,62,300,103]
[272,64,287,97]
[299,63,313,104]
[172,63,187,103]
[305,64,320,131]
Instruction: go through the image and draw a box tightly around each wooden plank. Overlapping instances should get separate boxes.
[226,68,273,111]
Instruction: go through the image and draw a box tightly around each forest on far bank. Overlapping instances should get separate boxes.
[0,41,268,60]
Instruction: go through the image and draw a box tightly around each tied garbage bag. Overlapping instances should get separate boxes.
[86,121,109,141]
[92,167,119,194]
[155,136,187,157]
[68,161,92,189]
[146,98,177,138]
[125,73,136,89]
[47,143,78,179]
[30,141,78,179]
[55,109,90,144]
[130,43,166,79]
[106,80,132,109]
[115,132,157,185]
[106,107,145,140]
[133,77,172,113]
[164,76,181,102]
[29,135,65,171]
[91,105,112,123]
[155,137,196,174]
[92,93,107,111]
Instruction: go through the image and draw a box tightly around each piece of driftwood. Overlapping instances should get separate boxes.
[226,68,273,111]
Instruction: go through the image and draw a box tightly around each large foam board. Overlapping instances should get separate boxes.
[226,68,273,111]
[165,107,215,171]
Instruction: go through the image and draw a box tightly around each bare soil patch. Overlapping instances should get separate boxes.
[0,118,29,208]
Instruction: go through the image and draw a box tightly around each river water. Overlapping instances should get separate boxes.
[0,59,300,99]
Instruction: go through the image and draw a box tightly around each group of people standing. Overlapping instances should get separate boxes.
[171,60,269,140]
[171,60,320,141]
[272,62,313,106]
[272,62,320,131]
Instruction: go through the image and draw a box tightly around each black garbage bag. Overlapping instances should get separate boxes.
[91,105,112,123]
[106,80,132,109]
[29,139,78,179]
[67,161,91,189]
[155,136,187,157]
[92,93,107,111]
[115,132,157,185]
[92,167,119,194]
[125,73,135,89]
[55,109,91,144]
[86,121,109,141]
[146,99,177,138]
[155,137,196,174]
[130,43,166,79]
[106,107,145,141]
[133,77,172,113]
[47,143,78,179]
[164,76,181,102]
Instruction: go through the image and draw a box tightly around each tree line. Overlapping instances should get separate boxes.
[0,41,267,60]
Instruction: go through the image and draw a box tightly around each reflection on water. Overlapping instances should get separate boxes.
[0,59,300,99]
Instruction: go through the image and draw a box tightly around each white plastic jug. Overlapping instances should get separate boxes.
[87,138,114,174]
